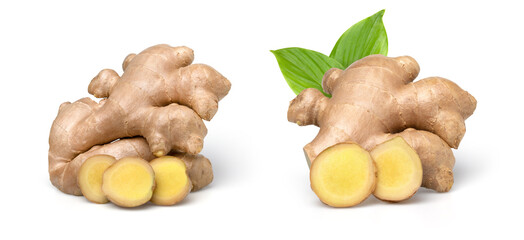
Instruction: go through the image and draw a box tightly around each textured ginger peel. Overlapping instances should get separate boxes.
[289,54,476,192]
[172,152,214,191]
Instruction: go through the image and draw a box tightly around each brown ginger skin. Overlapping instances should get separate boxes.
[49,44,230,195]
[171,152,214,191]
[288,55,476,192]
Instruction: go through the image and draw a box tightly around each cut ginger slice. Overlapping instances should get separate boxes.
[310,143,376,207]
[371,137,423,202]
[77,155,116,203]
[102,157,155,208]
[150,156,192,206]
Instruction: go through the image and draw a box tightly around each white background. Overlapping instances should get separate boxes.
[1,0,522,239]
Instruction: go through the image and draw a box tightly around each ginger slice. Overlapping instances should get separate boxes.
[77,155,116,204]
[371,137,422,202]
[150,156,192,206]
[310,143,376,207]
[102,157,155,208]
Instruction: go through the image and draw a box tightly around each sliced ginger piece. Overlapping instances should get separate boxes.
[310,143,376,207]
[150,156,192,206]
[77,155,116,203]
[102,157,155,208]
[371,137,423,202]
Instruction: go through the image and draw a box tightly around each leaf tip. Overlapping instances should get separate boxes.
[270,49,282,56]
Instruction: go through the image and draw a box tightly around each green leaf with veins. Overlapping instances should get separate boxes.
[271,10,388,96]
[271,47,343,97]
[330,9,388,67]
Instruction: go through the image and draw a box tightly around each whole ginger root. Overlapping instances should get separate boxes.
[288,54,476,192]
[49,44,231,195]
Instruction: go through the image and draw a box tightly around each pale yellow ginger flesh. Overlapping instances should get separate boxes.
[371,137,422,202]
[77,155,116,204]
[102,157,155,208]
[150,156,192,206]
[310,143,376,207]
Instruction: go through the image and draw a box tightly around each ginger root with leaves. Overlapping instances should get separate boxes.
[49,44,230,196]
[289,54,476,192]
[273,10,476,206]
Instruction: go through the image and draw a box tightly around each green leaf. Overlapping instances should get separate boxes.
[271,47,344,96]
[329,9,388,67]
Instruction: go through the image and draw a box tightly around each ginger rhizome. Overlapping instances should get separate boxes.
[48,44,231,195]
[371,137,422,202]
[310,143,376,207]
[150,156,192,206]
[102,157,156,208]
[288,54,476,193]
[77,155,116,204]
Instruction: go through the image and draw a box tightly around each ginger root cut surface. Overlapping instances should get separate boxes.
[102,157,155,208]
[150,156,192,206]
[77,154,116,204]
[371,137,422,202]
[310,143,376,207]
